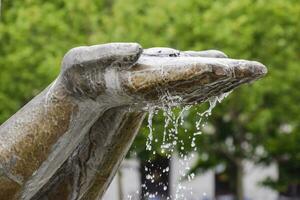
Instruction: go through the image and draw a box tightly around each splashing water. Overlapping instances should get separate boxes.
[133,91,231,200]
[196,91,231,130]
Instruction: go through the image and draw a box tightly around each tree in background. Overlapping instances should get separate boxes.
[182,1,300,199]
[0,0,111,122]
[104,0,300,199]
[1,0,300,199]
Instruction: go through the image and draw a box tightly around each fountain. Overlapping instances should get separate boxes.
[0,43,267,199]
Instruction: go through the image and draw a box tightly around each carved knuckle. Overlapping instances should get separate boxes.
[143,47,180,57]
[62,46,87,70]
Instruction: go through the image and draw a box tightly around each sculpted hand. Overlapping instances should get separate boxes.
[58,43,267,107]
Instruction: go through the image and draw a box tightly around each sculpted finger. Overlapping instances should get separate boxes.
[59,43,142,99]
[182,50,228,58]
[143,48,227,58]
[143,47,180,57]
[62,43,143,70]
[121,56,267,104]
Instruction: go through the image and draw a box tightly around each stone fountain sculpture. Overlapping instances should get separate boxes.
[0,43,267,200]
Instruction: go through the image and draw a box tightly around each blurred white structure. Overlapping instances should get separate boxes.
[103,156,278,200]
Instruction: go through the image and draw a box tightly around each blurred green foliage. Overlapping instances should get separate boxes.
[1,0,300,196]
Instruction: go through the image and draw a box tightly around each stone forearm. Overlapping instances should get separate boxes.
[30,107,146,200]
[0,81,83,198]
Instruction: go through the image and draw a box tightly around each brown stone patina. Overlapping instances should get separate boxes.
[0,43,267,199]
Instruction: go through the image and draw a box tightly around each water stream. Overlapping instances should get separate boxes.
[129,91,231,200]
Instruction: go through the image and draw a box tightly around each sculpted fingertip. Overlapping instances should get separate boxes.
[183,50,228,58]
[207,50,228,58]
[135,43,143,57]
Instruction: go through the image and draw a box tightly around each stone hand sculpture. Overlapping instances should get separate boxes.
[0,43,267,200]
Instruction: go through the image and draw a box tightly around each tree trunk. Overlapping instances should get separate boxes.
[235,160,244,200]
[117,170,123,200]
